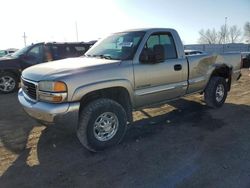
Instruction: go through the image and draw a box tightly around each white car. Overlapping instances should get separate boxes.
[0,49,17,57]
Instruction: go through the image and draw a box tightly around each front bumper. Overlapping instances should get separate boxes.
[18,89,80,131]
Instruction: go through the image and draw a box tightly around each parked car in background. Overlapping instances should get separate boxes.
[18,28,242,151]
[0,50,6,57]
[0,41,95,93]
[0,49,18,57]
[241,52,250,68]
[184,49,204,56]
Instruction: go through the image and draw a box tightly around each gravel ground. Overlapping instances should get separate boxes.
[0,69,250,188]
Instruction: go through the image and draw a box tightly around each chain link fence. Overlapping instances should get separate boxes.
[184,44,250,53]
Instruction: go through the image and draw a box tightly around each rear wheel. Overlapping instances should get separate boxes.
[0,72,18,94]
[77,98,127,152]
[204,76,228,108]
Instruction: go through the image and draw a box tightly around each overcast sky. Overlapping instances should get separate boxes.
[0,0,249,49]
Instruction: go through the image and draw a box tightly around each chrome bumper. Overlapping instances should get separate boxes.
[18,89,80,131]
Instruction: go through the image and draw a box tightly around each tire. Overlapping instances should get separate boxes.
[0,72,19,94]
[77,98,127,152]
[204,76,228,108]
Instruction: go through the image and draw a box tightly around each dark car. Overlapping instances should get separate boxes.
[242,52,250,68]
[0,41,95,93]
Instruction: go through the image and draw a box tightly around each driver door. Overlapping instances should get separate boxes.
[133,32,187,107]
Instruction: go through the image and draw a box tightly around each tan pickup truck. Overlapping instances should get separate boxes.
[18,28,242,151]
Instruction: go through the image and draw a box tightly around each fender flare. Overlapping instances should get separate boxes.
[71,79,135,105]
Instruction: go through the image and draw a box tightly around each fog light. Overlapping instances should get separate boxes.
[38,91,67,103]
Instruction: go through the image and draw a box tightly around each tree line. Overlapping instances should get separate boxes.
[198,21,250,44]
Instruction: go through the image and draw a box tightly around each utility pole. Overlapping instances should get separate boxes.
[75,22,79,42]
[224,17,227,44]
[23,32,27,47]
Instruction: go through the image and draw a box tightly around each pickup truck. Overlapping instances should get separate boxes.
[0,42,95,93]
[18,28,242,151]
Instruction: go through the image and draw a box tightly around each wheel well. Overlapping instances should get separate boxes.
[0,70,20,82]
[79,87,133,123]
[210,65,232,91]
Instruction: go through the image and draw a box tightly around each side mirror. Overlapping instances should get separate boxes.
[139,45,165,64]
[139,48,158,64]
[139,49,150,63]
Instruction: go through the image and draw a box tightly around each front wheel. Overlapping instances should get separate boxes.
[204,76,228,108]
[77,98,127,152]
[0,72,18,94]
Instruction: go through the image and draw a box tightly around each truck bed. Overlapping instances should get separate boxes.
[186,52,242,94]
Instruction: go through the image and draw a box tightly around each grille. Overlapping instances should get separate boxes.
[22,79,37,100]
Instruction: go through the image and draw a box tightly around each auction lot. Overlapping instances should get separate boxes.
[0,69,250,188]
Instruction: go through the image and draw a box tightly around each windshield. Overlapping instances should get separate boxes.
[0,50,7,57]
[11,45,31,58]
[85,31,145,60]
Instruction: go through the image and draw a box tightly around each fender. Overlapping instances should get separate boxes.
[71,79,135,105]
[204,63,232,91]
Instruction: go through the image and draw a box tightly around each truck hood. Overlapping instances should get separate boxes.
[0,55,16,61]
[22,57,121,81]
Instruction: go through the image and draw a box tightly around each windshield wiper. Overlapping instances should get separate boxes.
[93,54,113,59]
[85,54,112,59]
[85,54,119,60]
[83,54,91,57]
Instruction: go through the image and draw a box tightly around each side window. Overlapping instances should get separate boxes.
[75,46,86,52]
[147,35,159,49]
[160,34,177,59]
[44,45,53,62]
[160,35,171,45]
[66,46,71,54]
[51,46,59,60]
[145,33,177,60]
[51,46,66,60]
[74,46,86,56]
[26,45,43,64]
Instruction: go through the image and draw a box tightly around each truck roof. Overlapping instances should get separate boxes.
[118,28,177,33]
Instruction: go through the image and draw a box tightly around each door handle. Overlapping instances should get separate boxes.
[174,64,182,71]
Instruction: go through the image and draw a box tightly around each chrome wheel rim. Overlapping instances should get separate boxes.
[0,76,16,92]
[215,84,225,102]
[93,112,119,142]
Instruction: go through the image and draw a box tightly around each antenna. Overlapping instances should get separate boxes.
[224,17,228,44]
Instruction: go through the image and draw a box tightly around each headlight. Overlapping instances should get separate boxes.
[38,81,67,103]
[38,81,67,92]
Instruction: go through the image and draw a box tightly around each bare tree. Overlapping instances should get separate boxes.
[229,25,242,43]
[244,22,250,43]
[198,24,243,44]
[198,28,218,44]
[218,25,230,44]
